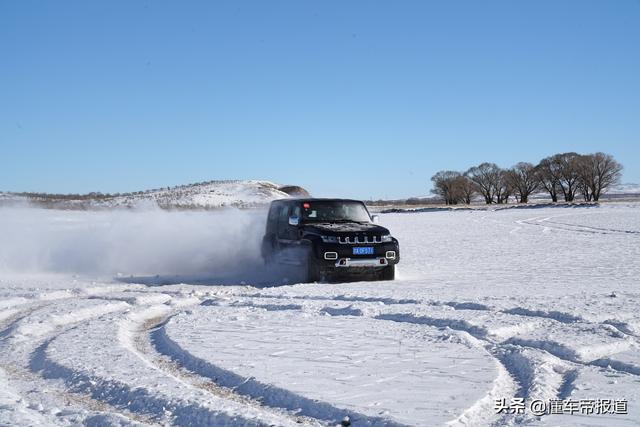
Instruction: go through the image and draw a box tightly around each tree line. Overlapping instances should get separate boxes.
[431,152,623,205]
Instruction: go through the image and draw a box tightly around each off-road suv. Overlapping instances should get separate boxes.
[262,198,400,282]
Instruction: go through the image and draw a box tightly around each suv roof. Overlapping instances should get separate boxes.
[271,198,365,205]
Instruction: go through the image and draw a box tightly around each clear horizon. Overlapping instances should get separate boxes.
[2,1,639,199]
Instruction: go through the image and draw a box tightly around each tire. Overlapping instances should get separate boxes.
[263,251,273,266]
[305,256,322,283]
[261,236,275,265]
[379,265,395,281]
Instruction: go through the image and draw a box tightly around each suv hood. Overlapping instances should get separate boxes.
[302,221,390,237]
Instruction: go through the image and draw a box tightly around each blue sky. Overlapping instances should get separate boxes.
[1,1,639,199]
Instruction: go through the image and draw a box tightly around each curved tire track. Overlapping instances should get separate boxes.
[128,309,324,426]
[151,314,408,427]
[0,298,154,426]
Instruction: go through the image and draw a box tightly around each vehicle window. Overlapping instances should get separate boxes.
[279,205,289,223]
[268,205,279,225]
[277,204,290,238]
[302,201,371,223]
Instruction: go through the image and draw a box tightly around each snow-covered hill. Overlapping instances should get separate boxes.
[0,180,308,210]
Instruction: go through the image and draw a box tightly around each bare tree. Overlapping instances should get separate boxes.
[578,182,592,201]
[454,174,477,204]
[575,155,593,201]
[535,153,580,202]
[430,170,462,205]
[553,152,581,202]
[535,157,560,202]
[495,169,511,204]
[466,163,502,204]
[506,162,540,203]
[433,151,622,206]
[576,152,623,201]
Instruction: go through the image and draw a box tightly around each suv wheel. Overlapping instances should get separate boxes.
[261,236,275,265]
[305,256,322,283]
[379,265,395,281]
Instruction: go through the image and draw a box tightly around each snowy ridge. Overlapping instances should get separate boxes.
[0,180,302,210]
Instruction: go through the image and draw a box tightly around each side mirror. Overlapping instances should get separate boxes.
[371,215,379,223]
[288,216,300,226]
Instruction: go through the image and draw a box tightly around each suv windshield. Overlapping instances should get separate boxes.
[301,201,371,223]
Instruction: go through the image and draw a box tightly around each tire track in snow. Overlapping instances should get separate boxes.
[177,294,519,426]
[29,297,301,427]
[544,220,640,235]
[0,362,150,427]
[374,312,526,426]
[226,296,516,425]
[232,291,619,425]
[515,211,633,236]
[0,302,51,340]
[589,358,640,376]
[0,297,156,426]
[501,307,582,324]
[151,317,408,427]
[236,292,421,306]
[235,293,495,313]
[368,307,636,425]
[440,333,517,427]
[254,289,638,418]
[29,337,267,427]
[126,306,324,426]
[497,307,640,375]
[489,347,575,427]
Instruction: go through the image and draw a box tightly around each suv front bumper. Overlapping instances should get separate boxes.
[333,257,391,268]
[313,241,400,268]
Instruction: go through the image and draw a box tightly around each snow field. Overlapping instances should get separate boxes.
[1,203,639,426]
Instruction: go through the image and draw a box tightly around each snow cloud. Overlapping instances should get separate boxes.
[0,206,267,277]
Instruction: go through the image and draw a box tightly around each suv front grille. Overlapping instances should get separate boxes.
[338,235,381,245]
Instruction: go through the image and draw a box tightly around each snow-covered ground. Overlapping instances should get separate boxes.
[606,183,640,195]
[1,203,639,426]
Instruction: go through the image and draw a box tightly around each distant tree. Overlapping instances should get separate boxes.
[466,163,502,204]
[576,152,623,201]
[576,156,593,201]
[406,197,425,205]
[535,157,561,202]
[430,170,462,205]
[506,162,540,203]
[494,169,512,204]
[577,181,591,202]
[453,174,477,204]
[551,152,581,202]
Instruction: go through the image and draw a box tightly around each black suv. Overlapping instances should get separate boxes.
[262,198,400,282]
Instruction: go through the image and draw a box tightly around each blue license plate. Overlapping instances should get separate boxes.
[353,247,374,255]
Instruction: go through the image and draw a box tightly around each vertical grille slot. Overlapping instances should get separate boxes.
[338,235,381,244]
